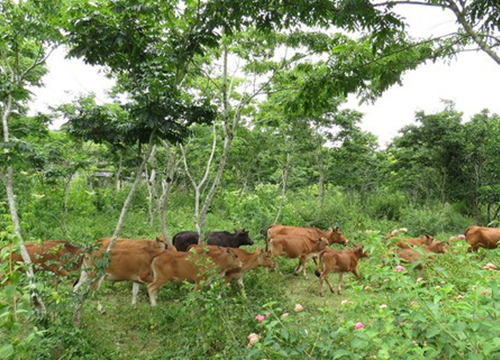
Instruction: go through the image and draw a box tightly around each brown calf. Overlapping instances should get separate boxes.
[147,245,242,306]
[315,245,369,296]
[224,248,275,296]
[396,235,434,249]
[396,240,448,269]
[268,235,329,278]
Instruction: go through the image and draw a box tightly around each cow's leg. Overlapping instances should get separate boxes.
[319,270,334,296]
[93,276,106,314]
[131,282,140,307]
[337,273,344,294]
[237,277,247,299]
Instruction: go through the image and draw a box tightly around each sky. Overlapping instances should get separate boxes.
[30,5,500,148]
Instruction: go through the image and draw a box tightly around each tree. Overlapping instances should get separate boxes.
[0,0,66,316]
[372,0,500,66]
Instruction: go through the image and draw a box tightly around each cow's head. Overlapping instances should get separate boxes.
[326,227,348,246]
[235,229,254,246]
[353,244,369,258]
[255,248,275,269]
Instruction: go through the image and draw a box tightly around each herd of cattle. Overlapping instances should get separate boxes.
[1,224,499,311]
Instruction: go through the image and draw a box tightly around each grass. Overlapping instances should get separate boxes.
[4,228,500,359]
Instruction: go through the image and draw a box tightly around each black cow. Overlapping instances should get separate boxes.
[172,231,199,252]
[172,229,253,252]
[207,229,254,248]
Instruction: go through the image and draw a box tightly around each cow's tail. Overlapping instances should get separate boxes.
[314,250,326,278]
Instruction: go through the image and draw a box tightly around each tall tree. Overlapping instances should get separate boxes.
[0,0,65,316]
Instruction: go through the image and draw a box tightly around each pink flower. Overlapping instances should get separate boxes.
[294,304,304,312]
[354,322,365,330]
[395,265,406,272]
[248,333,259,345]
[482,289,490,295]
[449,236,456,242]
[483,263,497,270]
[411,301,418,306]
[281,313,289,319]
[458,234,466,240]
[255,314,265,322]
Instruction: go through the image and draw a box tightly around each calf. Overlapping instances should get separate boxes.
[147,245,242,306]
[396,235,434,249]
[224,248,275,297]
[268,235,329,278]
[464,226,500,252]
[396,240,448,269]
[315,245,369,296]
[2,240,83,279]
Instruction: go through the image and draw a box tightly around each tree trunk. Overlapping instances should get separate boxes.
[72,137,155,326]
[274,152,291,224]
[1,94,46,316]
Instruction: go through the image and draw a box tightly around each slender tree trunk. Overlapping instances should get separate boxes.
[146,146,158,226]
[72,137,155,326]
[62,172,75,233]
[157,141,179,243]
[1,94,46,316]
[274,152,291,224]
[180,125,217,240]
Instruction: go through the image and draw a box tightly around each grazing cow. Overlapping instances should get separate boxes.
[74,245,165,313]
[173,229,253,251]
[73,236,169,313]
[147,245,242,306]
[395,240,448,269]
[396,235,434,249]
[464,226,500,252]
[1,240,83,279]
[266,225,348,278]
[315,245,369,296]
[224,248,275,297]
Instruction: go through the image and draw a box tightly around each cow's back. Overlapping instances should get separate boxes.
[465,226,500,249]
[173,231,200,252]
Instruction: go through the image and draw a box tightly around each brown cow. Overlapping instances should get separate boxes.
[224,248,275,297]
[395,240,448,269]
[147,245,242,306]
[73,236,169,313]
[98,236,167,251]
[74,245,167,313]
[395,235,434,249]
[1,240,83,280]
[268,236,329,278]
[315,245,369,296]
[266,225,348,278]
[464,226,500,252]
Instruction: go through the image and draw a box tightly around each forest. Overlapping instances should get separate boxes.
[1,0,500,359]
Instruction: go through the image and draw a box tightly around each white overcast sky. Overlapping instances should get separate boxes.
[30,5,500,148]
